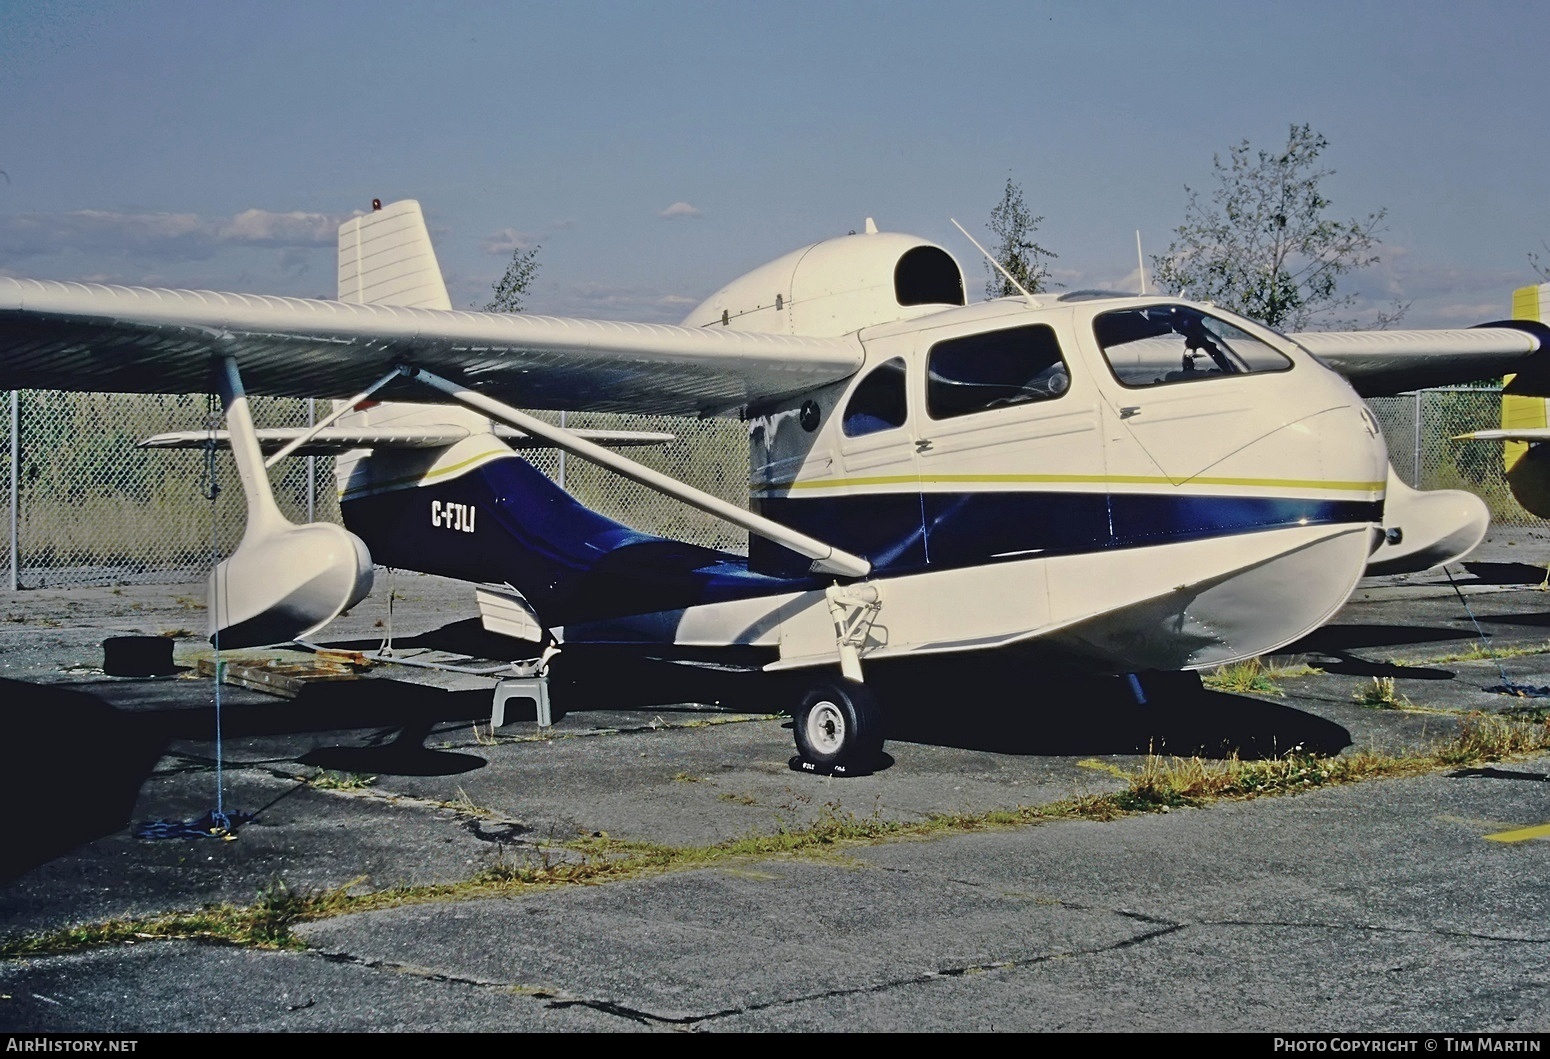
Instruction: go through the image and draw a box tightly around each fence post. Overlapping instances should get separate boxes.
[1413,390,1422,487]
[8,390,16,592]
[306,397,317,523]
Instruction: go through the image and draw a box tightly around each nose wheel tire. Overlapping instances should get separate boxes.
[793,679,883,775]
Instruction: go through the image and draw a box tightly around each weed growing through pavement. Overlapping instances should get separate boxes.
[1203,657,1325,696]
[308,770,376,791]
[1353,676,1413,710]
[1389,641,1550,667]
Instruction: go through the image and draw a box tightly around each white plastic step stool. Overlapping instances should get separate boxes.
[492,673,551,728]
[490,644,560,729]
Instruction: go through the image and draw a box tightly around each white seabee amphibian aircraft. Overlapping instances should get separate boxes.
[2,199,1546,773]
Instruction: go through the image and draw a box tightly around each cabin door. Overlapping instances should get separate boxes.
[833,355,929,571]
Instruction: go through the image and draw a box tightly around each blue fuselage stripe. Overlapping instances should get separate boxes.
[342,456,1382,624]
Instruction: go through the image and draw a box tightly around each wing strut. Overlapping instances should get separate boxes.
[400,365,873,579]
[261,367,401,468]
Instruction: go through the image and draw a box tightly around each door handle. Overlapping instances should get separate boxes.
[915,438,934,452]
[1119,406,1141,419]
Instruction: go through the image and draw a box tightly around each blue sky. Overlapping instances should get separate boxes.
[2,0,1546,329]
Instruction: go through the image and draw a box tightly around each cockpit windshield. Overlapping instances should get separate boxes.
[1094,304,1293,388]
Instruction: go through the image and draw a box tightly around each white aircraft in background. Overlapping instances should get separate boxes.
[2,199,1547,773]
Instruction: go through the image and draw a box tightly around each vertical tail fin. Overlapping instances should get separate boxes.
[332,199,506,505]
[337,199,451,309]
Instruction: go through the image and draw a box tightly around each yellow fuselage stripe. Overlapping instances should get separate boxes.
[758,473,1387,493]
[338,448,510,501]
[1484,822,1550,843]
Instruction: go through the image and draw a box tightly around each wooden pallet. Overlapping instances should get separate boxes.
[195,655,366,699]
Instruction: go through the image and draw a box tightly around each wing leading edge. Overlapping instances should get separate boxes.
[1290,322,1550,396]
[0,277,862,417]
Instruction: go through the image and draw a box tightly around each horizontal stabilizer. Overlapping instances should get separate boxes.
[1454,428,1550,443]
[1457,428,1550,517]
[140,424,675,455]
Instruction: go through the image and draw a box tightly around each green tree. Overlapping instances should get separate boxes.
[1152,123,1402,331]
[985,177,1058,298]
[484,244,541,312]
[1528,240,1550,283]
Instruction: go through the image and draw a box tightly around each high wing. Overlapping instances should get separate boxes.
[139,424,676,455]
[0,276,862,416]
[1289,324,1550,396]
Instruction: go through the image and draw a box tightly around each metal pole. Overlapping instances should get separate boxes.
[1413,390,1422,487]
[558,410,567,488]
[8,391,16,592]
[306,397,316,523]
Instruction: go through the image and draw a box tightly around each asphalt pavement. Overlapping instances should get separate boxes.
[0,530,1547,1034]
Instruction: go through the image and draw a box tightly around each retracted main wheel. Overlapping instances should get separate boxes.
[793,678,883,776]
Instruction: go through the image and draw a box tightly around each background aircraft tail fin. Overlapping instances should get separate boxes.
[1503,283,1548,455]
[337,199,452,309]
[1488,283,1550,515]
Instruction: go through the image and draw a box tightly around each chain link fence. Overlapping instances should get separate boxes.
[1365,386,1531,525]
[0,386,1533,590]
[0,391,750,589]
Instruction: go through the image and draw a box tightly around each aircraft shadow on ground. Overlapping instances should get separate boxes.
[1461,561,1550,586]
[341,621,1361,758]
[0,675,494,883]
[1477,610,1550,630]
[1274,623,1463,679]
[527,646,1355,763]
[0,680,170,884]
[865,665,1352,760]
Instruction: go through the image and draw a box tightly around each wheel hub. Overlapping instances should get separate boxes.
[804,699,846,755]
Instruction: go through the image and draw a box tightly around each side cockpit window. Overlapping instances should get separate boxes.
[1094,304,1293,388]
[926,324,1070,420]
[894,246,966,307]
[842,357,908,437]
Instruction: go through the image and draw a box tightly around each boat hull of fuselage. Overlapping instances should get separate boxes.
[565,516,1376,673]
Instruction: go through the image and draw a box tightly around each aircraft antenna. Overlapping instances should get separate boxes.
[950,217,1034,300]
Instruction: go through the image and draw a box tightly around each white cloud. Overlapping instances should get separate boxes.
[217,208,338,246]
[0,206,347,260]
[549,281,702,323]
[657,201,702,220]
[482,227,539,255]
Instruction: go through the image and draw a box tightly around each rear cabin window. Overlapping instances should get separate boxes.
[894,246,966,307]
[926,324,1070,420]
[842,357,909,437]
[1094,304,1293,388]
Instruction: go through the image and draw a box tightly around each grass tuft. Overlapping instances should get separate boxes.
[308,770,376,791]
[1389,641,1550,667]
[1203,657,1324,696]
[1353,676,1413,710]
[1203,658,1282,696]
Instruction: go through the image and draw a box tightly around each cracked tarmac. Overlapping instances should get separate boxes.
[1,530,1548,1032]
